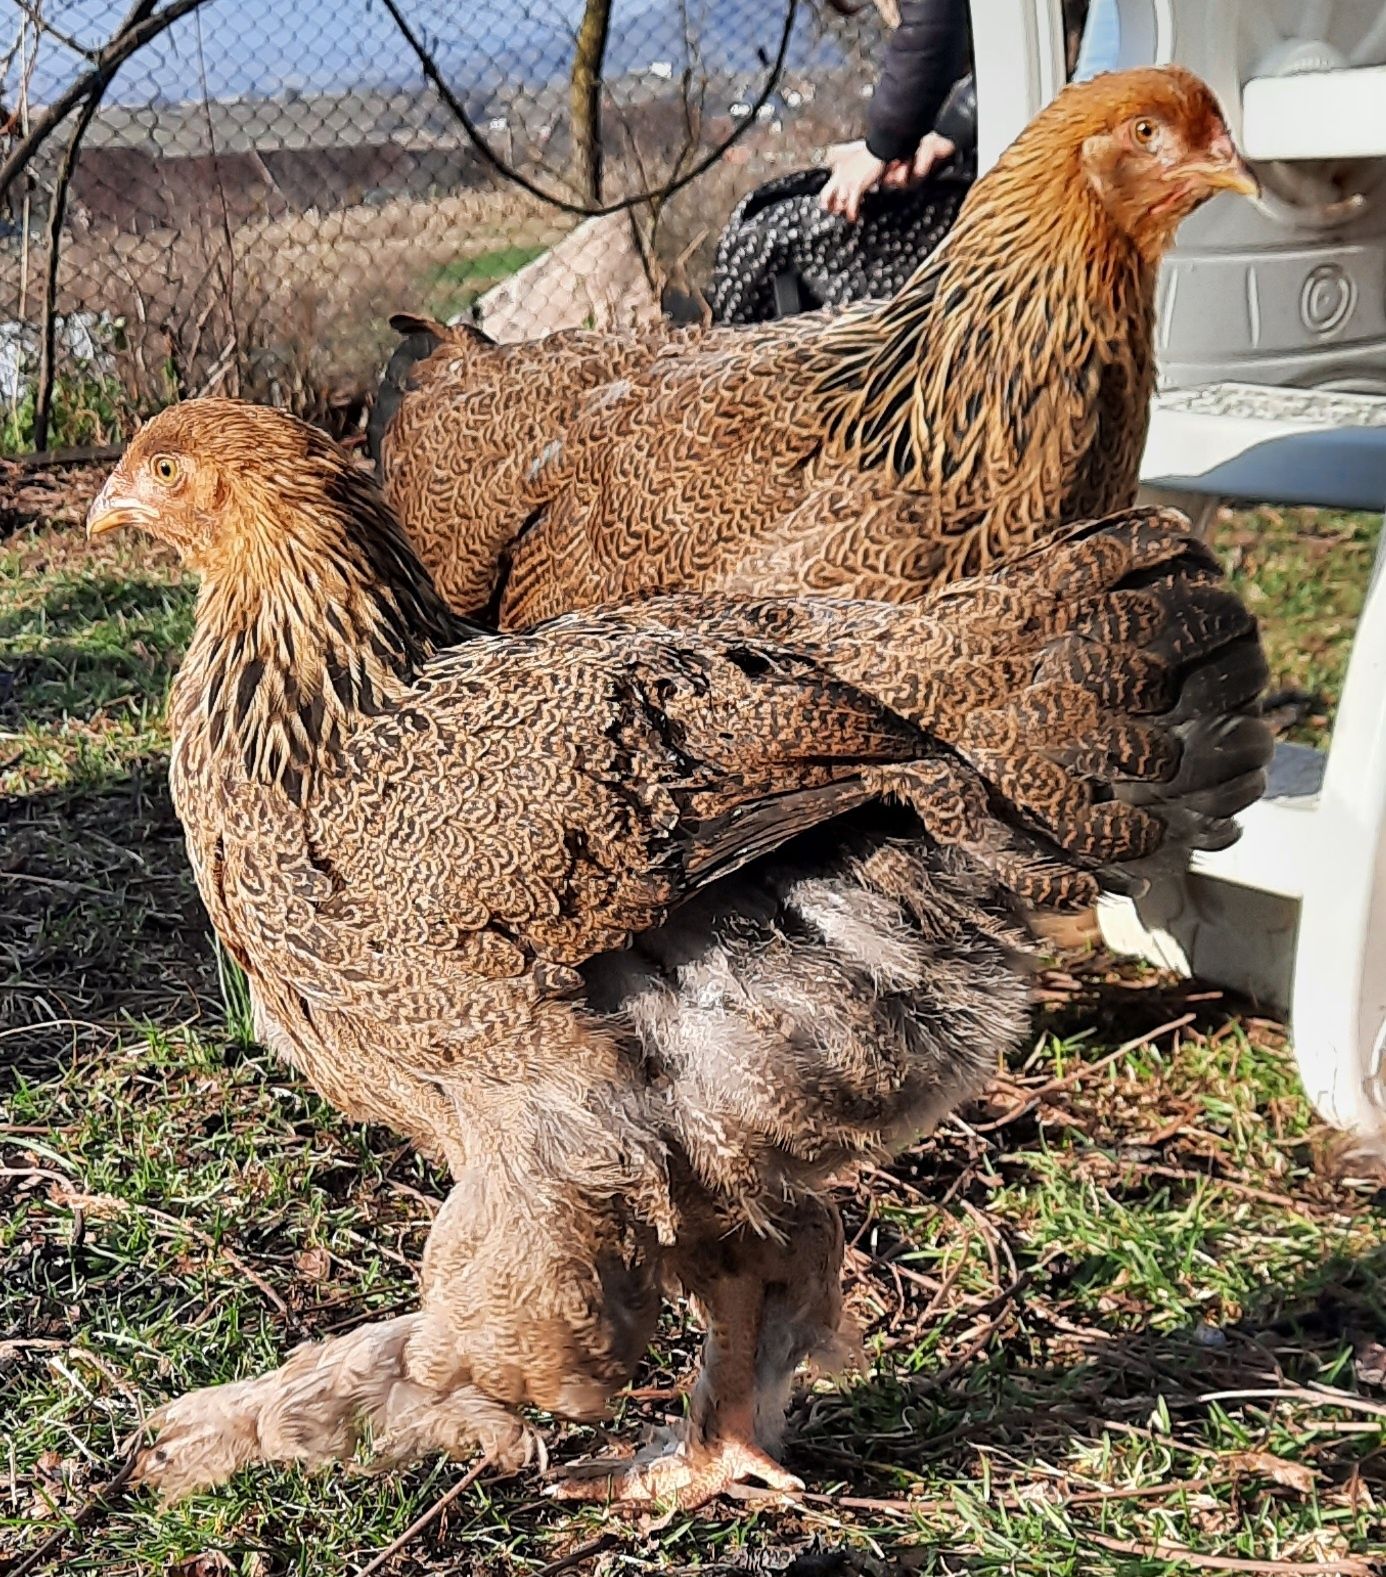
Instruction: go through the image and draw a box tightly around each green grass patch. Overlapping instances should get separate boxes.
[1211,504,1383,748]
[1,371,136,457]
[1,502,1383,1574]
[421,242,548,321]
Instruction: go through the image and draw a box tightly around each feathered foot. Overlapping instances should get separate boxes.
[133,1314,541,1504]
[544,1422,802,1510]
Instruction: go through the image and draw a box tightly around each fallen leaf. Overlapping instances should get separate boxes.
[170,1555,233,1577]
[1354,1337,1386,1388]
[1341,1464,1377,1515]
[1227,1451,1316,1495]
[294,1245,331,1283]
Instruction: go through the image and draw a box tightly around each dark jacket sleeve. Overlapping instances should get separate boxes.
[864,0,973,164]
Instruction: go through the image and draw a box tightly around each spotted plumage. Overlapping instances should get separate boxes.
[89,401,1269,1510]
[706,162,973,325]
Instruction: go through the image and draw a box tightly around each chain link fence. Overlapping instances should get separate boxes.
[0,0,886,454]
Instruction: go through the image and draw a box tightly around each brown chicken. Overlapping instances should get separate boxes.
[372,66,1256,626]
[88,400,1269,1510]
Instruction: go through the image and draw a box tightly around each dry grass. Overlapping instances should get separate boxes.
[0,120,832,427]
[0,188,572,417]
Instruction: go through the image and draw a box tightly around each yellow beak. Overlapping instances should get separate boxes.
[1201,133,1260,199]
[1209,158,1260,200]
[85,476,155,538]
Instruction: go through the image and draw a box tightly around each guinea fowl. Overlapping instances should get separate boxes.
[371,66,1257,626]
[88,400,1270,1509]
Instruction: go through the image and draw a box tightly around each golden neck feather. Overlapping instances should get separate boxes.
[808,141,1155,493]
[175,464,471,804]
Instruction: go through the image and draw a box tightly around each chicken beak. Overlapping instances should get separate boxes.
[86,475,154,538]
[1200,132,1260,199]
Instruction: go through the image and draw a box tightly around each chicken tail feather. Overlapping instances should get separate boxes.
[367,312,495,467]
[939,506,1273,906]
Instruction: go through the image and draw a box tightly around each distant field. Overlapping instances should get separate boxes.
[0,189,569,447]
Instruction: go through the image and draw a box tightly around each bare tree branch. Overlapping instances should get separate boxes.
[26,0,166,445]
[13,0,101,65]
[569,0,612,204]
[31,74,101,449]
[824,0,899,21]
[192,4,241,397]
[0,0,216,203]
[374,0,801,219]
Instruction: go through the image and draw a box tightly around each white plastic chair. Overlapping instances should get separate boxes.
[969,0,1386,1148]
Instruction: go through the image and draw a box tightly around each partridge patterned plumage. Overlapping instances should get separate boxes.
[371,67,1256,628]
[88,399,1270,1510]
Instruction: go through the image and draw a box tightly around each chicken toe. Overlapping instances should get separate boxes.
[133,1378,270,1504]
[545,1432,803,1510]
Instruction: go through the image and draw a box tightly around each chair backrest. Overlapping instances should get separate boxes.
[971,0,1068,174]
[970,0,1386,391]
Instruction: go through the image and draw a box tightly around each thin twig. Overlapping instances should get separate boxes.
[12,0,99,64]
[0,1338,66,1360]
[907,1260,1039,1398]
[0,0,215,203]
[352,1457,487,1577]
[1102,1158,1319,1213]
[1200,1385,1386,1422]
[0,1018,108,1042]
[32,70,105,450]
[1063,1473,1215,1506]
[974,1013,1196,1132]
[0,1165,77,1188]
[916,1243,970,1321]
[56,1188,296,1326]
[374,0,799,219]
[191,6,240,396]
[0,870,117,896]
[537,1532,621,1576]
[799,1488,939,1516]
[0,1449,139,1577]
[798,1473,1220,1519]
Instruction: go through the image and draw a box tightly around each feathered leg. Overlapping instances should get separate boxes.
[549,1198,846,1511]
[132,1149,660,1505]
[751,1197,856,1455]
[132,1314,541,1505]
[547,1271,803,1509]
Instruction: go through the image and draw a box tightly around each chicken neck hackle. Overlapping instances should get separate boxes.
[807,65,1258,569]
[90,407,471,808]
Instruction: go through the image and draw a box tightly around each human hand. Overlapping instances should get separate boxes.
[879,131,957,189]
[820,141,888,222]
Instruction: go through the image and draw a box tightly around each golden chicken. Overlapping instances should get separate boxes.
[89,401,1269,1510]
[372,66,1256,625]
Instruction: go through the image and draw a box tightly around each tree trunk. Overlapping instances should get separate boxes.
[570,0,612,204]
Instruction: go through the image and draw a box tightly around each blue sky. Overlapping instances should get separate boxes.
[16,0,834,108]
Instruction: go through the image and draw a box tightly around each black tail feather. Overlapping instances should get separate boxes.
[367,313,493,469]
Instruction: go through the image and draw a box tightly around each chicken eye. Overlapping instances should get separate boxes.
[151,454,180,485]
[1132,117,1158,148]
